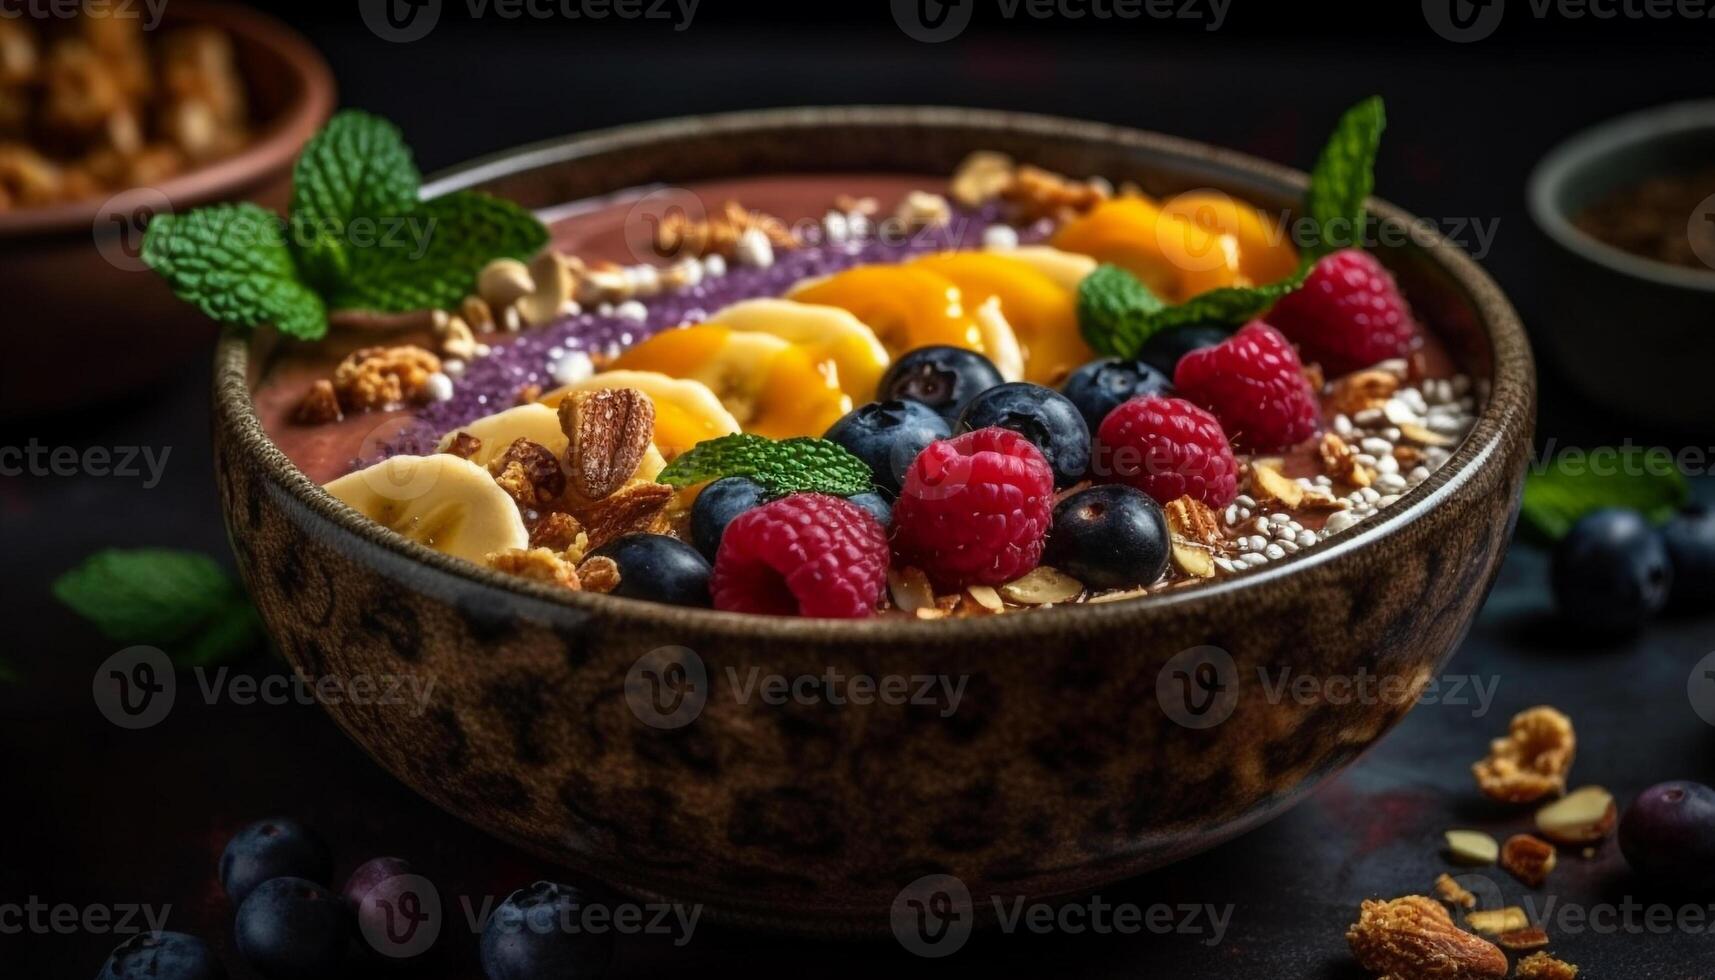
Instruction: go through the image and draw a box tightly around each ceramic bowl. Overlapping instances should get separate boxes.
[1528,99,1715,433]
[212,106,1534,935]
[0,1,333,419]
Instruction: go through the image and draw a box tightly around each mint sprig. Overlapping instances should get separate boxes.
[54,549,263,667]
[1521,449,1691,541]
[143,110,547,341]
[656,435,874,497]
[1076,96,1385,358]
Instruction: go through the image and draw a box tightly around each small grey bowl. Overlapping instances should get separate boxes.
[1528,100,1715,433]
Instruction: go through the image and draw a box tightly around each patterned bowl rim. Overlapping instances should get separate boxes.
[214,105,1535,644]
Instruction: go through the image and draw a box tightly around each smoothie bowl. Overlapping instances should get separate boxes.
[202,105,1533,932]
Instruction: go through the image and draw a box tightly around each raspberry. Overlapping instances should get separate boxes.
[1095,396,1239,509]
[1267,248,1421,375]
[892,427,1055,589]
[711,493,890,618]
[1173,320,1319,452]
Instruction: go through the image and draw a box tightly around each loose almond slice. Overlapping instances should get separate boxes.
[1250,459,1304,508]
[888,567,936,614]
[1466,907,1530,936]
[965,584,1005,613]
[1535,786,1617,845]
[1445,829,1500,865]
[1171,540,1217,579]
[998,566,1083,605]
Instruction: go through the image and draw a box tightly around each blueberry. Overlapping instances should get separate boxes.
[341,856,414,909]
[589,533,711,607]
[480,881,613,980]
[956,382,1091,488]
[97,932,224,980]
[1551,508,1672,634]
[220,818,332,905]
[1619,781,1715,893]
[234,877,351,980]
[848,491,893,529]
[1661,504,1715,608]
[342,856,434,962]
[823,399,950,496]
[690,477,769,561]
[1138,324,1231,376]
[1059,357,1174,432]
[876,346,1004,423]
[1043,485,1170,590]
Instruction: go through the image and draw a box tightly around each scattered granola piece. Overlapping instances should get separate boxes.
[1535,786,1617,845]
[998,566,1084,605]
[516,383,542,405]
[441,431,482,461]
[559,387,655,501]
[578,481,673,550]
[1320,432,1374,488]
[1496,927,1551,952]
[1473,706,1576,803]
[1346,896,1507,980]
[965,584,1005,613]
[1001,164,1110,222]
[291,379,343,426]
[528,511,584,551]
[1432,874,1477,910]
[1171,540,1217,579]
[653,199,798,261]
[1250,458,1306,508]
[487,439,567,511]
[1516,951,1578,980]
[895,190,952,231]
[489,547,581,590]
[1465,907,1529,936]
[1327,368,1402,417]
[1499,834,1558,887]
[575,555,621,594]
[1445,829,1500,865]
[949,150,1015,208]
[1398,421,1457,448]
[332,345,442,412]
[1164,495,1224,547]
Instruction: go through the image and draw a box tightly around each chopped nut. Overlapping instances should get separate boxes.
[461,294,495,332]
[439,316,480,361]
[1516,951,1579,980]
[488,547,581,590]
[1398,421,1457,448]
[528,511,584,551]
[998,566,1083,605]
[575,555,621,594]
[578,481,673,550]
[1346,896,1507,980]
[518,250,578,327]
[477,258,534,311]
[1320,433,1374,488]
[1001,164,1110,222]
[516,384,542,406]
[1535,786,1617,845]
[1164,495,1223,547]
[888,567,935,614]
[1473,706,1576,803]
[1496,927,1551,952]
[1301,360,1326,392]
[949,150,1015,208]
[1433,874,1477,910]
[441,431,482,460]
[895,190,952,231]
[653,200,798,261]
[1250,459,1305,508]
[1327,369,1402,417]
[332,345,442,412]
[965,584,1005,613]
[1171,540,1217,579]
[291,379,343,426]
[487,439,567,510]
[559,388,656,501]
[1465,907,1530,936]
[1444,829,1499,865]
[1500,834,1558,887]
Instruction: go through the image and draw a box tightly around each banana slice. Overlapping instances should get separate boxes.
[995,245,1098,292]
[540,369,740,459]
[970,296,1025,382]
[702,298,892,403]
[607,325,849,440]
[325,455,528,565]
[435,404,568,465]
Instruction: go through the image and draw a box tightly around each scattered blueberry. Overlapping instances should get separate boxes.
[342,857,414,909]
[876,346,1004,423]
[589,533,711,606]
[823,399,951,496]
[480,881,613,980]
[1137,324,1231,376]
[1619,781,1715,893]
[1550,508,1672,633]
[220,818,332,905]
[1661,503,1715,609]
[1043,484,1170,590]
[234,877,351,980]
[690,477,769,561]
[956,382,1092,488]
[847,491,893,530]
[97,931,224,980]
[1059,357,1174,432]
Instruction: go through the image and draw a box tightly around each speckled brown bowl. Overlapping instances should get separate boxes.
[212,107,1534,936]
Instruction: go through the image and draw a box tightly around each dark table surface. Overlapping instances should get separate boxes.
[5,6,1715,976]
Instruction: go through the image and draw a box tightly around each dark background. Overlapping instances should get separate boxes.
[5,1,1715,976]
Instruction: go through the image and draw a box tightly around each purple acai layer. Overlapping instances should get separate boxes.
[372,206,1044,462]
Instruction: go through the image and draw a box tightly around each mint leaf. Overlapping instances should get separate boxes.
[1303,96,1386,259]
[1077,262,1309,359]
[1521,448,1690,540]
[290,110,421,290]
[142,204,327,340]
[327,192,550,312]
[657,434,874,496]
[54,549,262,667]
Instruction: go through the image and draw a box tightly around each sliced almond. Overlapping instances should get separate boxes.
[965,584,1005,613]
[998,566,1083,605]
[1163,495,1223,547]
[1466,907,1530,936]
[1445,829,1499,865]
[1535,786,1617,845]
[1171,540,1216,579]
[1249,458,1305,508]
[1087,587,1149,604]
[888,567,935,614]
[1397,421,1457,448]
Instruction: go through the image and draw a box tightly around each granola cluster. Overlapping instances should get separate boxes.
[0,13,250,211]
[296,345,444,422]
[1473,706,1577,804]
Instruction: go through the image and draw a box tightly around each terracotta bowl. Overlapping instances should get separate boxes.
[212,107,1535,936]
[0,1,332,419]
